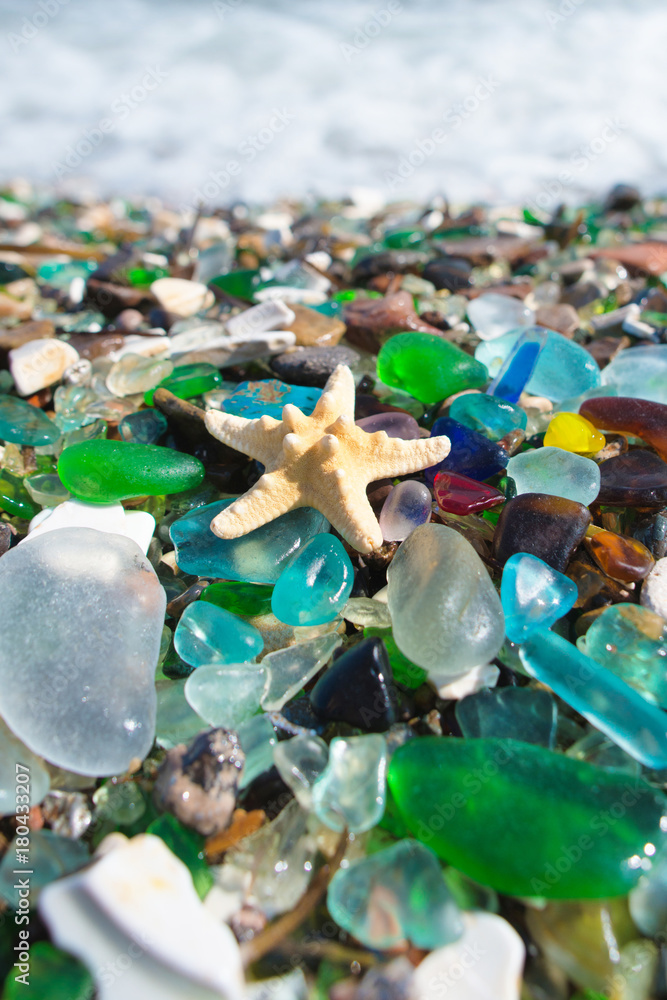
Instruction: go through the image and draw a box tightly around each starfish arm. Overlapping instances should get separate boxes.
[210,471,301,539]
[204,410,282,467]
[315,476,383,554]
[368,432,451,478]
[311,365,356,423]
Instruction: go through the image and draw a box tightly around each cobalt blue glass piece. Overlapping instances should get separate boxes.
[487,328,547,403]
[425,417,508,486]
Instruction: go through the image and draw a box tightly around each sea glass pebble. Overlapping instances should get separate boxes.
[507,446,600,506]
[389,736,667,898]
[310,636,398,732]
[601,344,667,404]
[144,362,224,406]
[501,552,577,642]
[311,734,387,833]
[580,603,667,707]
[580,395,667,462]
[520,627,667,769]
[170,500,329,583]
[273,733,330,809]
[201,580,274,618]
[220,379,322,419]
[174,601,264,668]
[387,524,504,681]
[433,471,504,515]
[0,718,50,817]
[356,410,421,439]
[467,292,534,341]
[58,440,204,503]
[377,332,488,405]
[456,686,557,747]
[586,529,654,584]
[426,418,508,485]
[271,534,353,626]
[327,839,463,950]
[379,480,431,541]
[119,408,168,444]
[184,663,268,728]
[597,450,667,508]
[0,394,61,446]
[449,392,527,441]
[493,493,591,571]
[543,412,605,454]
[487,327,547,403]
[0,528,164,775]
[106,353,173,398]
[260,632,342,711]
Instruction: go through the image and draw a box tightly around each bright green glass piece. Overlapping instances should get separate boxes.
[146,813,212,900]
[581,603,667,708]
[57,440,205,502]
[377,332,488,405]
[363,626,427,688]
[0,394,61,446]
[449,392,527,442]
[209,268,262,301]
[0,470,40,518]
[388,737,667,899]
[201,580,274,618]
[144,363,223,405]
[2,941,93,1000]
[127,265,169,287]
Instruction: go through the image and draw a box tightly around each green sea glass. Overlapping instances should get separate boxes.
[144,362,223,405]
[57,440,205,502]
[377,332,489,405]
[201,580,274,618]
[388,737,667,899]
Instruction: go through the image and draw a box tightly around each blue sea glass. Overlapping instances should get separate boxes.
[501,552,577,642]
[507,446,600,506]
[170,500,329,583]
[478,327,601,403]
[580,604,667,708]
[425,417,508,485]
[327,839,463,950]
[174,601,264,668]
[271,534,353,626]
[519,628,667,769]
[449,393,527,441]
[486,327,547,403]
[456,686,558,748]
[119,408,168,444]
[220,379,322,419]
[0,395,61,447]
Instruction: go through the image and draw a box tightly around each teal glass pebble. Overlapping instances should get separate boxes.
[174,601,264,668]
[119,408,168,444]
[271,533,353,626]
[476,327,601,403]
[602,344,667,404]
[449,393,527,442]
[0,830,88,908]
[580,603,667,708]
[501,552,578,642]
[520,627,667,769]
[507,445,600,506]
[221,379,322,419]
[155,678,204,749]
[0,394,61,446]
[237,714,279,789]
[327,839,463,950]
[311,734,387,833]
[455,686,558,748]
[184,662,267,727]
[53,385,98,433]
[37,259,97,289]
[170,499,329,584]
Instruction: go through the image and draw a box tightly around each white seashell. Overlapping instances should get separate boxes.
[24,499,155,555]
[225,300,295,339]
[109,335,171,362]
[253,286,327,306]
[9,338,80,396]
[411,911,525,1000]
[39,833,245,1000]
[151,277,215,317]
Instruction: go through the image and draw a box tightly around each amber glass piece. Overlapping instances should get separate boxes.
[585,529,655,584]
[597,451,667,508]
[580,396,667,462]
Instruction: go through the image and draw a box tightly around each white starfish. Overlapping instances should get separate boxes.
[204,365,451,553]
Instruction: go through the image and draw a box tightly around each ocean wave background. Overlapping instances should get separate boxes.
[1,0,666,207]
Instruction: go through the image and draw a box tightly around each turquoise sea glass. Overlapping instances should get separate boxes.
[449,393,527,441]
[174,601,264,668]
[271,534,353,626]
[221,379,322,419]
[0,394,61,446]
[581,603,667,707]
[456,686,558,748]
[501,552,578,642]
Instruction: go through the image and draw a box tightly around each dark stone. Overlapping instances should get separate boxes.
[351,250,426,283]
[270,345,360,387]
[598,450,667,508]
[238,765,293,820]
[604,184,641,213]
[354,394,412,420]
[560,280,607,310]
[422,256,472,292]
[85,277,150,318]
[634,512,667,560]
[153,728,244,837]
[310,637,398,733]
[493,492,591,572]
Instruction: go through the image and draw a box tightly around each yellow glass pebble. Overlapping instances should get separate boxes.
[543,412,606,454]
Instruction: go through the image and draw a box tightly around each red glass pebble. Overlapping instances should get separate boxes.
[434,471,505,516]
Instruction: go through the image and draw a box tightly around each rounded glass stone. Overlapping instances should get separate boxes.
[118,408,168,444]
[379,480,432,542]
[0,394,61,447]
[507,446,600,506]
[271,534,353,626]
[377,332,488,405]
[174,601,264,668]
[449,392,527,441]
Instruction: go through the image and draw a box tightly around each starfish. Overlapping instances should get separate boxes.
[204,365,451,553]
